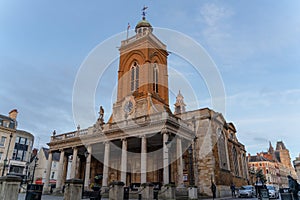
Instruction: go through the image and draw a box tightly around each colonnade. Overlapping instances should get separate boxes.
[44,133,187,193]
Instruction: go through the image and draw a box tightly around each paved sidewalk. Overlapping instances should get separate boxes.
[18,193,63,200]
[18,192,257,200]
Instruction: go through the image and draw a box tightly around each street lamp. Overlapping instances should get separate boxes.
[2,132,13,176]
[31,156,39,184]
[188,145,194,186]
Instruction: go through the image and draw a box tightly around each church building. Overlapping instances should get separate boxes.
[46,12,248,198]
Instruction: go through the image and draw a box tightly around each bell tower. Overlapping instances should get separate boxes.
[112,9,169,121]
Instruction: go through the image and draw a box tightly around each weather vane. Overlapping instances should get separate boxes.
[142,6,148,19]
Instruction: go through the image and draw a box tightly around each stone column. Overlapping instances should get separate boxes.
[43,151,53,193]
[84,145,92,190]
[62,154,69,184]
[102,141,110,187]
[0,175,22,200]
[163,133,169,185]
[177,137,184,187]
[121,138,127,184]
[55,149,65,192]
[70,147,78,179]
[141,135,147,183]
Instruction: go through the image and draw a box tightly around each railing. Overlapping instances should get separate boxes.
[50,111,193,142]
[51,128,88,141]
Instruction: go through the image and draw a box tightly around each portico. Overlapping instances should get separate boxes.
[46,111,194,193]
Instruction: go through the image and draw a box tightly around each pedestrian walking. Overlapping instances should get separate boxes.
[231,183,236,197]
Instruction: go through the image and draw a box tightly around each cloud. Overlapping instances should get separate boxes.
[198,3,234,27]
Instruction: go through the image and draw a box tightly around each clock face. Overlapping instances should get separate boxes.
[124,100,133,113]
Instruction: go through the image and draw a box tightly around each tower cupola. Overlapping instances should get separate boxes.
[135,6,153,35]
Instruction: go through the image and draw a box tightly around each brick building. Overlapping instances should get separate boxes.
[248,141,297,187]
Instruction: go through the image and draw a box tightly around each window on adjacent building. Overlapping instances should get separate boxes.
[3,121,9,128]
[12,136,29,161]
[130,61,139,92]
[0,136,6,146]
[10,165,24,174]
[51,172,55,179]
[0,152,2,160]
[20,137,27,145]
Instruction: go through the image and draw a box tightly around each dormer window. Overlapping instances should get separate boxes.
[130,61,139,92]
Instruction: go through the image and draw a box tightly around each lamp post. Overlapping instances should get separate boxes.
[2,132,13,176]
[31,156,39,184]
[188,145,194,186]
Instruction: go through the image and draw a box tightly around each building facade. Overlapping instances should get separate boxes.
[248,141,297,187]
[0,109,34,178]
[46,15,248,197]
[28,147,60,185]
[293,154,300,180]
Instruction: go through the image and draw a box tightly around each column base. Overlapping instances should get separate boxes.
[188,187,198,200]
[159,186,176,200]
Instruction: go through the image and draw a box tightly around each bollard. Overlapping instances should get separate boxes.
[25,184,44,200]
[123,187,129,200]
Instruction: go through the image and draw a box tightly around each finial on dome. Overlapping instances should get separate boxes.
[142,6,148,20]
[135,6,153,34]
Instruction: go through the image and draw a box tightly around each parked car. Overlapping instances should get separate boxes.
[238,185,256,198]
[266,185,279,199]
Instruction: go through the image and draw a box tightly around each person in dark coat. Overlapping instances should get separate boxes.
[231,183,236,197]
[211,182,216,200]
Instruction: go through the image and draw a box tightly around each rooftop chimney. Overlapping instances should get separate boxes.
[9,109,18,120]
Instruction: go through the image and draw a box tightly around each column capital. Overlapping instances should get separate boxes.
[161,127,168,134]
[176,135,183,140]
[104,141,110,145]
[121,137,127,141]
[139,134,146,138]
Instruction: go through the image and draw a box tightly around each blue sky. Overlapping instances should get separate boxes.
[1,1,300,160]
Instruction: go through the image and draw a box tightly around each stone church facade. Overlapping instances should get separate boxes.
[45,15,248,197]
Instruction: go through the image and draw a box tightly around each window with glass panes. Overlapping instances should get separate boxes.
[0,136,6,146]
[12,136,28,161]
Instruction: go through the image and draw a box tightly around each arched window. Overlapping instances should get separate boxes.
[130,61,139,92]
[153,64,158,93]
[233,146,240,176]
[217,129,229,170]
